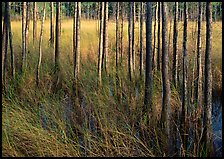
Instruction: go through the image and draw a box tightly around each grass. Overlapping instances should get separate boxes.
[2,18,222,157]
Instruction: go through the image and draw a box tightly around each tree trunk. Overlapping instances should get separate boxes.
[152,2,157,71]
[128,2,133,81]
[132,2,136,74]
[33,2,37,44]
[25,2,30,56]
[173,2,178,87]
[8,2,15,79]
[160,2,172,155]
[54,2,61,90]
[157,2,161,71]
[203,2,213,156]
[50,2,54,45]
[102,2,108,74]
[116,2,119,72]
[144,2,153,119]
[2,2,9,88]
[73,2,77,63]
[139,2,144,76]
[180,2,188,156]
[22,2,26,72]
[36,3,46,87]
[74,2,81,96]
[120,2,124,65]
[97,2,104,87]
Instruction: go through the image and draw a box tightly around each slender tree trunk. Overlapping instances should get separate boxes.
[74,2,81,96]
[97,2,104,87]
[128,2,133,81]
[144,2,153,119]
[157,2,161,71]
[73,2,77,62]
[203,2,213,156]
[22,2,26,72]
[25,2,30,57]
[55,2,61,89]
[120,2,124,65]
[180,2,188,156]
[102,2,108,74]
[33,2,37,44]
[8,2,15,79]
[116,2,119,73]
[139,2,144,76]
[132,2,136,74]
[160,2,172,155]
[2,2,9,88]
[152,2,157,71]
[50,2,54,45]
[173,2,179,87]
[36,3,46,87]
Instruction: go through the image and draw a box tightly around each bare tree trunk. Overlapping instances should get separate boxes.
[54,2,61,90]
[132,2,136,74]
[139,2,144,76]
[25,2,30,57]
[120,2,124,65]
[173,2,178,87]
[2,2,9,88]
[102,2,108,74]
[160,2,172,155]
[8,2,15,79]
[33,2,37,44]
[50,2,54,45]
[22,2,26,72]
[128,2,133,81]
[157,2,161,71]
[152,2,157,71]
[203,2,213,156]
[97,2,104,87]
[74,2,81,96]
[36,3,46,87]
[144,2,153,119]
[73,2,77,62]
[116,2,119,73]
[180,2,188,156]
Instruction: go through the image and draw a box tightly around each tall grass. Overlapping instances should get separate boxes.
[2,19,222,157]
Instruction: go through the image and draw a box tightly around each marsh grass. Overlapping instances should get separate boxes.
[2,19,222,157]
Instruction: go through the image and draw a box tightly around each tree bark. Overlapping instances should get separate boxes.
[102,2,108,74]
[180,2,188,156]
[144,2,153,118]
[128,2,133,81]
[8,2,15,79]
[132,2,136,73]
[139,2,144,76]
[203,2,213,156]
[36,3,46,87]
[22,2,26,72]
[160,2,172,155]
[33,2,37,44]
[97,2,104,87]
[157,2,161,71]
[50,2,54,45]
[152,2,157,71]
[173,2,178,87]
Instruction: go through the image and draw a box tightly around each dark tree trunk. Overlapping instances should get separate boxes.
[120,2,124,65]
[173,2,179,87]
[152,2,157,71]
[160,2,172,155]
[180,2,188,156]
[50,2,54,45]
[33,2,37,44]
[202,2,213,156]
[128,2,133,81]
[144,2,153,119]
[22,2,26,72]
[139,2,144,76]
[132,2,136,74]
[157,2,161,71]
[2,2,9,88]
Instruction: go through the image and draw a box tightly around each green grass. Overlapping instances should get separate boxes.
[2,19,222,157]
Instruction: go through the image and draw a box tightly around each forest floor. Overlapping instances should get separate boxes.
[2,19,222,157]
